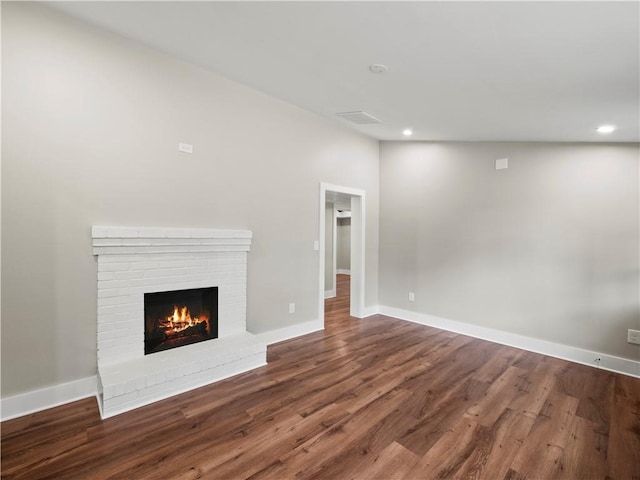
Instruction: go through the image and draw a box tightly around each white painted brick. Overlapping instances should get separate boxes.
[142,268,183,278]
[107,227,138,239]
[97,296,132,307]
[98,346,138,364]
[130,239,155,246]
[135,377,146,391]
[98,272,116,281]
[99,262,130,272]
[98,329,130,341]
[97,279,130,289]
[188,274,208,283]
[130,261,161,271]
[135,383,167,401]
[101,246,138,255]
[153,283,191,292]
[132,246,164,254]
[159,246,192,254]
[155,260,187,270]
[125,327,141,338]
[186,246,215,253]
[98,348,137,363]
[113,271,139,280]
[127,278,153,288]
[98,255,128,264]
[97,314,129,329]
[129,287,148,296]
[103,254,147,263]
[98,319,134,333]
[98,303,138,316]
[103,384,115,400]
[124,379,138,394]
[100,334,142,349]
[97,322,117,334]
[109,391,138,409]
[113,383,125,397]
[92,226,109,238]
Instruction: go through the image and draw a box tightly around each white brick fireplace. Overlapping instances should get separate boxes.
[92,226,266,418]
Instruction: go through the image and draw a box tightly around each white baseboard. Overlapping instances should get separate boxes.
[378,305,640,379]
[362,305,380,318]
[336,269,351,275]
[324,289,336,299]
[255,319,324,346]
[1,376,98,422]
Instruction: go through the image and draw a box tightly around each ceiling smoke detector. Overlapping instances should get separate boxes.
[369,64,389,74]
[336,111,382,124]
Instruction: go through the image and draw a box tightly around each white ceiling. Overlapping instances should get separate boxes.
[49,1,639,142]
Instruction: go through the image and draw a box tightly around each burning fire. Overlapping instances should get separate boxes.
[160,305,210,335]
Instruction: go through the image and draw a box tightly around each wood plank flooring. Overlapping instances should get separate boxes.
[2,274,639,479]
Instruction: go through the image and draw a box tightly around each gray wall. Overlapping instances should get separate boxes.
[1,3,379,397]
[379,141,640,361]
[337,218,351,271]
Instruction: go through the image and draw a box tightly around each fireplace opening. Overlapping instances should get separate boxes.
[144,287,218,355]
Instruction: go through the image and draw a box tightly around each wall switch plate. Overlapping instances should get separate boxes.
[178,143,193,154]
[409,292,415,302]
[289,303,295,314]
[628,329,640,345]
[313,240,319,251]
[495,158,508,170]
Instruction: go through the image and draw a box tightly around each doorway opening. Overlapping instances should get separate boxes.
[325,273,351,322]
[319,183,365,325]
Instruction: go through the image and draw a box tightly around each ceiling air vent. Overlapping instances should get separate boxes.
[335,111,382,125]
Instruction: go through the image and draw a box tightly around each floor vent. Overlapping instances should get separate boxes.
[335,111,382,124]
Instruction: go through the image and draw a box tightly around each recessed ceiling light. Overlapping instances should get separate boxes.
[403,129,413,136]
[369,64,389,74]
[596,125,616,133]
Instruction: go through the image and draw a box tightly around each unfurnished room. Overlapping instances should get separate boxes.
[1,1,639,479]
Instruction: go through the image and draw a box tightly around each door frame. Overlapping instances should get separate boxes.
[319,183,366,322]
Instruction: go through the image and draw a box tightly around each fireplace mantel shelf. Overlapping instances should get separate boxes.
[92,226,252,240]
[92,227,252,256]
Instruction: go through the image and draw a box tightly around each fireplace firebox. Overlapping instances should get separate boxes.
[144,287,218,355]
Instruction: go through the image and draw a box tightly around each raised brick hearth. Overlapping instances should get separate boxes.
[92,226,266,418]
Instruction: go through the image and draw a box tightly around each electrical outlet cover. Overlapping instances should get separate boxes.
[495,158,508,170]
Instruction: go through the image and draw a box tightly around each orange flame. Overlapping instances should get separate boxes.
[160,305,209,335]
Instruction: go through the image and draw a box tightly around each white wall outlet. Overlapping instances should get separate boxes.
[178,143,193,154]
[313,240,319,251]
[289,303,295,314]
[495,158,508,170]
[627,329,640,345]
[408,292,415,302]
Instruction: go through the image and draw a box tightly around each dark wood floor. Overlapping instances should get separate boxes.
[2,274,639,479]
